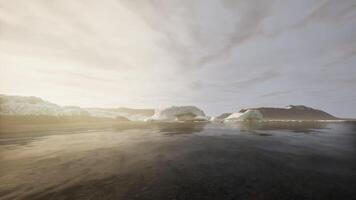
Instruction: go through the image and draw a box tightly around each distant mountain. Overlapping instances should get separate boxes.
[224,105,337,122]
[0,94,154,121]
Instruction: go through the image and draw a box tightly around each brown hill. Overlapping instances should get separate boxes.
[248,105,337,120]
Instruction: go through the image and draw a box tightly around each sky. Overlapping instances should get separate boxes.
[0,0,356,117]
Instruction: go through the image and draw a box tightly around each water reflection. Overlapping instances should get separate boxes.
[1,121,356,200]
[235,121,328,133]
[112,121,336,135]
[155,122,207,135]
[111,122,208,135]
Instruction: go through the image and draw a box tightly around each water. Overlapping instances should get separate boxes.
[0,122,356,200]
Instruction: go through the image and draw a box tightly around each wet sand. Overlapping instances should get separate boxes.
[1,122,356,200]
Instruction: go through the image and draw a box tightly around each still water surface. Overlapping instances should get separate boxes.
[1,122,356,200]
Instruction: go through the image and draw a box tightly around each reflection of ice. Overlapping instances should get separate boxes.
[155,122,207,135]
[233,121,328,133]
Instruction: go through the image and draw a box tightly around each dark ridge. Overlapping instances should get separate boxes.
[252,106,337,120]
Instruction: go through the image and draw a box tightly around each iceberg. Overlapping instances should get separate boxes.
[224,109,263,122]
[146,106,208,122]
[85,108,152,121]
[62,106,90,116]
[211,113,232,122]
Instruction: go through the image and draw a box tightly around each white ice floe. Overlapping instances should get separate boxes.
[211,113,232,122]
[224,109,263,122]
[146,106,208,122]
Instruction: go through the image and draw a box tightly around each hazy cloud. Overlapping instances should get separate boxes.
[0,0,355,117]
[257,90,293,98]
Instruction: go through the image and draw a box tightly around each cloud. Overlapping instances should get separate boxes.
[257,90,293,98]
[0,0,355,117]
[121,0,272,69]
[296,0,356,26]
[229,71,280,89]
